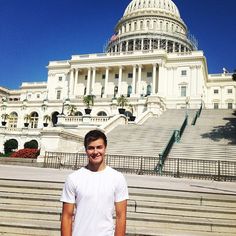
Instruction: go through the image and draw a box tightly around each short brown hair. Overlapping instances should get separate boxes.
[84,130,107,149]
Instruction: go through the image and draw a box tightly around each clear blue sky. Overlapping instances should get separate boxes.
[0,0,235,89]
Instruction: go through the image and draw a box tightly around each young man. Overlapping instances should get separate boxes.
[60,129,129,236]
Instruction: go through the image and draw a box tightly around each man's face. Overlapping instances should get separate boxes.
[86,138,106,166]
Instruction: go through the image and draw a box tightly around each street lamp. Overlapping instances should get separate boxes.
[185,96,190,116]
[61,98,70,115]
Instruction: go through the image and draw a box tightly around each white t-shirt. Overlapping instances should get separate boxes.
[60,166,129,236]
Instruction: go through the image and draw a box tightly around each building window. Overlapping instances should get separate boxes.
[147,85,151,96]
[102,74,106,79]
[181,70,187,76]
[58,76,63,82]
[214,103,219,109]
[9,112,18,128]
[115,74,119,79]
[147,72,152,77]
[30,112,39,129]
[228,103,233,109]
[128,73,133,78]
[56,90,61,100]
[37,94,40,99]
[214,89,219,94]
[227,89,233,94]
[127,85,132,97]
[97,111,107,116]
[181,86,187,97]
[85,75,88,80]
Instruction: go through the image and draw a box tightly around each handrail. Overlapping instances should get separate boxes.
[191,103,203,125]
[44,151,236,182]
[157,115,188,174]
[179,115,188,138]
[157,130,177,174]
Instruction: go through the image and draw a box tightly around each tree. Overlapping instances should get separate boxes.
[24,114,32,123]
[232,69,236,81]
[1,113,9,122]
[117,95,128,108]
[24,140,38,149]
[4,139,18,154]
[43,114,51,123]
[83,95,94,109]
[67,105,77,116]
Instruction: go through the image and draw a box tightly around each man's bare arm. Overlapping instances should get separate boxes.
[61,202,75,236]
[115,200,127,236]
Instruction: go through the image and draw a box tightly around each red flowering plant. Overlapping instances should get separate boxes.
[10,148,40,159]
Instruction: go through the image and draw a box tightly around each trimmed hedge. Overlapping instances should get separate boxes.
[4,139,18,154]
[24,140,38,149]
[11,149,40,159]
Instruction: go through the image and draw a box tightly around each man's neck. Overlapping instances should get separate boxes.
[86,162,106,172]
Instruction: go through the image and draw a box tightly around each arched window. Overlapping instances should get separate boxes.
[97,111,107,116]
[140,21,143,30]
[147,85,151,96]
[127,85,132,97]
[52,112,59,126]
[30,112,38,128]
[9,112,18,128]
[75,111,83,116]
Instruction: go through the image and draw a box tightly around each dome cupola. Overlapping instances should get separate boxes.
[106,0,197,54]
[123,0,180,18]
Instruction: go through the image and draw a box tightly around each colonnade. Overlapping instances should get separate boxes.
[107,38,191,54]
[68,63,161,98]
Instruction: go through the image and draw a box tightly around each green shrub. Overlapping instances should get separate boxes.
[24,140,38,149]
[4,139,18,154]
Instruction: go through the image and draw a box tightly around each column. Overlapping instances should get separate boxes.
[141,39,144,51]
[131,65,137,96]
[149,39,152,50]
[73,69,79,97]
[117,66,123,96]
[126,41,128,52]
[104,67,109,98]
[91,67,96,95]
[157,62,166,96]
[152,64,157,95]
[137,65,142,96]
[86,68,91,95]
[69,69,74,98]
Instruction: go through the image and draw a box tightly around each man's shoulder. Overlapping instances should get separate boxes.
[106,166,125,178]
[68,167,86,179]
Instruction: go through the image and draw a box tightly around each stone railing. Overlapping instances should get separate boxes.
[57,115,111,126]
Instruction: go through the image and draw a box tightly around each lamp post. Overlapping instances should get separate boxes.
[185,96,190,116]
[61,98,70,115]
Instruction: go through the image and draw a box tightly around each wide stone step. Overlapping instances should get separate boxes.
[126,212,236,233]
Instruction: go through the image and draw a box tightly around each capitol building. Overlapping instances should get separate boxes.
[0,0,235,157]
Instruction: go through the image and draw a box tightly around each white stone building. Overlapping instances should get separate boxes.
[0,0,235,156]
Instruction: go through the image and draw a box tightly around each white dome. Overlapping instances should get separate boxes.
[124,0,180,18]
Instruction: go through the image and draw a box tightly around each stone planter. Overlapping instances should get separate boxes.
[1,121,6,126]
[118,108,125,114]
[85,108,92,115]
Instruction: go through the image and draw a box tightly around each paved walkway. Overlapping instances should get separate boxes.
[0,164,236,195]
